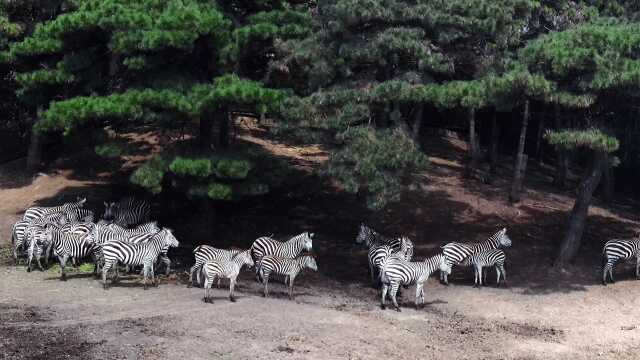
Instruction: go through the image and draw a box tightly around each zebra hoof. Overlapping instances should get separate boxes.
[380,305,386,310]
[27,267,31,273]
[602,281,607,286]
[395,307,401,312]
[230,297,236,303]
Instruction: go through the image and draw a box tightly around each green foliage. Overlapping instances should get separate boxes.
[545,128,620,153]
[95,143,126,158]
[213,158,251,180]
[169,157,213,178]
[130,156,169,194]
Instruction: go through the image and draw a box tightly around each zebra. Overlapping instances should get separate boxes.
[26,225,52,272]
[124,230,174,275]
[380,253,450,312]
[440,228,512,285]
[102,197,151,227]
[11,220,31,263]
[202,250,254,303]
[60,221,95,236]
[65,208,95,223]
[250,232,314,279]
[101,228,179,290]
[355,224,413,284]
[46,225,98,281]
[258,254,318,299]
[30,212,70,227]
[460,249,507,287]
[23,197,86,221]
[602,237,640,285]
[188,245,243,288]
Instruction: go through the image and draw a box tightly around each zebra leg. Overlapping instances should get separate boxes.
[45,243,52,266]
[35,247,44,271]
[478,266,484,288]
[143,262,150,290]
[102,261,113,290]
[59,254,68,281]
[636,256,640,279]
[203,276,213,303]
[161,254,171,275]
[380,283,388,310]
[188,265,197,288]
[414,284,422,308]
[26,242,34,273]
[390,283,401,312]
[229,278,237,302]
[288,274,297,300]
[263,273,270,298]
[369,262,376,285]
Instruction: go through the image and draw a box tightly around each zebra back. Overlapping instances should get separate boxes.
[23,197,86,221]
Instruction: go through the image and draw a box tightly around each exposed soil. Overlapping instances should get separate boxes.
[2,125,640,359]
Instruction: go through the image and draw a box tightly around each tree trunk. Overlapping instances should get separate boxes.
[489,111,500,175]
[219,108,230,148]
[554,151,606,266]
[601,153,614,203]
[509,100,530,203]
[553,105,568,188]
[199,110,213,151]
[466,108,480,178]
[535,106,546,165]
[26,109,43,172]
[411,103,424,141]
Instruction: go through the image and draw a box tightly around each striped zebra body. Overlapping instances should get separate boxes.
[60,222,95,236]
[188,246,243,287]
[461,249,507,287]
[202,250,254,303]
[380,254,449,311]
[30,212,70,227]
[23,198,86,221]
[259,254,318,299]
[26,226,52,272]
[356,224,413,284]
[66,208,94,223]
[250,232,314,280]
[101,229,179,290]
[602,238,640,285]
[440,228,511,285]
[11,220,31,263]
[103,197,151,227]
[47,225,97,280]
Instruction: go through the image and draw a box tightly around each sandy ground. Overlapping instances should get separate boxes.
[2,132,640,359]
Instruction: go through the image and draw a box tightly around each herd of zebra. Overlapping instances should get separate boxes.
[8,197,640,310]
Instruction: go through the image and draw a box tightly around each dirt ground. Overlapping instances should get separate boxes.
[2,129,640,359]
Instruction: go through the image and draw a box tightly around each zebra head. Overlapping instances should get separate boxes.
[400,237,414,261]
[74,197,87,208]
[356,223,373,245]
[302,232,314,251]
[102,202,117,221]
[161,228,180,248]
[234,250,254,269]
[497,228,512,247]
[302,254,318,271]
[438,255,451,274]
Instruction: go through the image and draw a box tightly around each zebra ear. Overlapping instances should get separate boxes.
[309,232,315,238]
[501,228,507,234]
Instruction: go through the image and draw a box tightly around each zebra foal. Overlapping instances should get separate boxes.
[46,225,97,281]
[460,249,507,287]
[188,245,243,287]
[259,254,318,299]
[380,254,450,312]
[602,237,640,285]
[202,250,254,303]
[250,232,313,277]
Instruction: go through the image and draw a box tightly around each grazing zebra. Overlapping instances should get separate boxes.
[47,225,97,281]
[11,220,31,263]
[123,231,173,274]
[355,224,413,284]
[188,246,243,288]
[250,232,314,277]
[102,197,151,227]
[23,197,86,221]
[460,249,507,287]
[26,226,51,272]
[602,237,640,285]
[440,228,512,285]
[202,250,254,303]
[380,253,450,312]
[258,254,318,299]
[101,229,179,290]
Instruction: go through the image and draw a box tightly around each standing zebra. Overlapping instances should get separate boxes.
[11,220,31,263]
[202,250,254,303]
[102,197,151,227]
[602,237,640,285]
[46,225,97,281]
[355,224,413,284]
[250,232,314,276]
[380,253,450,312]
[101,229,179,290]
[188,246,243,288]
[460,249,507,287]
[440,228,512,285]
[26,225,51,272]
[259,254,318,299]
[23,197,86,221]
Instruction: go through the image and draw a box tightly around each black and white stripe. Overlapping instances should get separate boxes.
[26,225,52,272]
[380,253,449,311]
[23,197,86,221]
[102,197,151,227]
[188,246,243,287]
[101,229,179,289]
[440,228,512,285]
[250,232,314,272]
[355,224,413,284]
[258,254,318,299]
[460,249,507,287]
[602,237,640,285]
[47,225,97,280]
[202,250,254,303]
[11,220,31,263]
[65,208,95,223]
